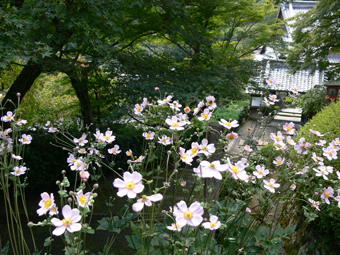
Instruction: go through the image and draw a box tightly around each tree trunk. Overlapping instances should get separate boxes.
[67,68,96,132]
[1,61,41,113]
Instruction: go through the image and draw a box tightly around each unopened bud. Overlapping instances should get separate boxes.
[69,191,74,196]
[164,182,170,188]
[61,170,66,174]
[174,169,178,173]
[27,222,34,227]
[93,183,99,189]
[67,198,72,203]
[92,193,98,198]
[56,181,60,185]
[161,210,166,214]
[127,160,132,164]
[167,151,172,155]
[16,92,21,97]
[155,87,160,91]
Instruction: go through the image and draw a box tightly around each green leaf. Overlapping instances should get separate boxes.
[257,226,268,236]
[44,237,52,247]
[285,225,296,235]
[275,224,285,237]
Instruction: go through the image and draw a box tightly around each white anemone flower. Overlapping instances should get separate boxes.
[37,192,55,216]
[263,179,280,193]
[100,131,116,144]
[19,134,32,145]
[165,116,187,130]
[219,119,239,129]
[132,194,163,212]
[51,205,82,236]
[76,190,93,208]
[1,111,15,122]
[199,160,228,180]
[173,201,204,227]
[113,172,144,199]
[11,166,27,176]
[167,223,183,232]
[73,133,88,146]
[198,138,216,156]
[202,215,221,230]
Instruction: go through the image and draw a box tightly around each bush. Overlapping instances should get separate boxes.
[292,100,340,252]
[296,86,328,120]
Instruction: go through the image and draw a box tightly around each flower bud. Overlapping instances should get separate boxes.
[164,182,170,188]
[93,183,99,189]
[67,197,72,203]
[69,191,74,196]
[174,169,178,173]
[61,170,66,174]
[167,150,172,155]
[161,210,166,214]
[155,87,160,91]
[16,92,21,97]
[27,222,34,228]
[127,160,132,164]
[56,181,60,185]
[92,193,98,198]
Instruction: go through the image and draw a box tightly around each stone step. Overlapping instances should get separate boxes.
[273,115,301,122]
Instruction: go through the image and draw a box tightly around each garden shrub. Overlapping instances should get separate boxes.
[293,100,340,252]
[296,85,328,120]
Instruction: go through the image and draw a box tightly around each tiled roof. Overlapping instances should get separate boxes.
[328,54,340,64]
[248,60,325,93]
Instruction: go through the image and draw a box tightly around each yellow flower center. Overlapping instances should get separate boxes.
[269,183,274,188]
[226,122,231,126]
[16,169,21,173]
[277,161,282,165]
[44,200,51,209]
[146,134,152,138]
[113,149,117,153]
[210,222,217,227]
[208,101,213,106]
[232,166,239,173]
[184,210,193,220]
[127,152,132,156]
[62,218,73,227]
[287,126,291,131]
[7,116,11,120]
[185,108,190,113]
[80,196,87,205]
[258,170,263,174]
[172,122,179,127]
[126,181,135,190]
[136,157,141,161]
[203,113,209,119]
[203,146,208,151]
[269,79,273,83]
[105,136,110,140]
[325,192,329,198]
[137,106,141,111]
[229,134,234,139]
[23,137,28,141]
[174,224,180,229]
[276,136,280,141]
[210,163,215,169]
[192,148,197,155]
[329,151,333,155]
[182,154,187,161]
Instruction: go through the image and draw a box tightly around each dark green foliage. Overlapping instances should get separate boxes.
[287,0,340,79]
[296,86,328,120]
